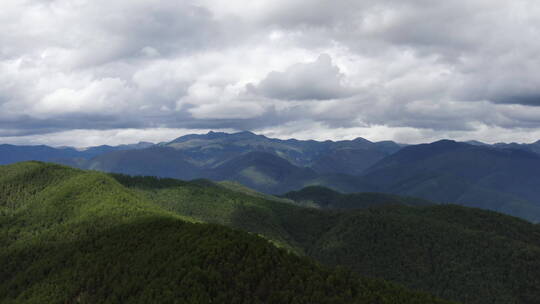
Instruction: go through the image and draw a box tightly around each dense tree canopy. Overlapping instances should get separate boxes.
[0,162,452,304]
[112,171,540,304]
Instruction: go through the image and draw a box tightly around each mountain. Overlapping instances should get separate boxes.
[111,170,540,304]
[60,131,396,194]
[0,131,397,194]
[301,204,540,304]
[493,140,540,155]
[309,146,389,176]
[85,148,316,193]
[85,148,376,194]
[0,141,154,165]
[80,141,155,158]
[0,162,451,304]
[213,151,319,193]
[5,132,540,223]
[362,140,540,222]
[0,144,82,165]
[164,131,401,173]
[86,146,207,180]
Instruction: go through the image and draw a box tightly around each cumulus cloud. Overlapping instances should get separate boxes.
[249,54,354,100]
[34,78,130,116]
[2,0,540,145]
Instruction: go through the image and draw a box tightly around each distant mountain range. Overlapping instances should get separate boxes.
[0,141,153,165]
[3,131,540,222]
[363,140,540,222]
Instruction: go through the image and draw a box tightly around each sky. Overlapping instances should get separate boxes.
[2,0,540,147]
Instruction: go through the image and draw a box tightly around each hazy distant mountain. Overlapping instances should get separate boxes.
[86,146,207,180]
[0,131,402,176]
[164,131,401,173]
[363,140,540,222]
[464,140,489,146]
[83,147,372,194]
[0,144,82,165]
[81,141,154,157]
[61,131,401,193]
[0,141,154,165]
[463,139,540,154]
[310,147,387,175]
[213,151,319,193]
[492,140,540,155]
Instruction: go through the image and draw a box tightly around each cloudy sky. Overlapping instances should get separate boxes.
[2,0,540,146]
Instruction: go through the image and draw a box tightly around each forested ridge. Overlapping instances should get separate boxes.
[112,170,540,304]
[4,161,540,303]
[282,185,433,209]
[0,161,452,304]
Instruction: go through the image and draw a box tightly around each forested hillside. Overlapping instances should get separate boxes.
[282,186,433,209]
[4,162,540,303]
[114,174,540,304]
[0,162,451,304]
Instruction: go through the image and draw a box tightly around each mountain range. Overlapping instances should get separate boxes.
[3,131,540,222]
[0,141,153,165]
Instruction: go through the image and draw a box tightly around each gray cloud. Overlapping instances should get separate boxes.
[0,1,234,66]
[2,0,540,145]
[493,95,540,106]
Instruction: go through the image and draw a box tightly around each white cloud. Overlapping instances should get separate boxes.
[185,82,267,119]
[251,54,354,100]
[34,78,130,116]
[0,127,235,147]
[189,102,266,120]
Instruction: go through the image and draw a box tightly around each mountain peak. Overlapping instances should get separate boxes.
[352,137,373,144]
[169,131,226,143]
[465,140,488,146]
[231,130,263,138]
[432,139,457,144]
[205,131,229,139]
[235,130,255,135]
[429,139,467,148]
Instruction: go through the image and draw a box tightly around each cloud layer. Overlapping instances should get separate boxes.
[2,0,540,146]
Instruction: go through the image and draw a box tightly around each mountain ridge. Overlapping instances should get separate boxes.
[1,161,452,304]
[5,162,540,303]
[4,131,540,222]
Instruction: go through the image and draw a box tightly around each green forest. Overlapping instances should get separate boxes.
[0,161,452,304]
[3,161,540,303]
[110,169,540,304]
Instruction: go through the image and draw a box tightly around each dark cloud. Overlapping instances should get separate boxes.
[493,95,540,106]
